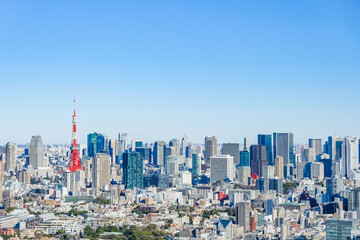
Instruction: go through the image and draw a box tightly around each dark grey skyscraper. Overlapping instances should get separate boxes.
[236,202,250,233]
[258,134,273,165]
[222,143,240,165]
[30,136,45,168]
[154,141,166,166]
[205,136,217,164]
[250,145,267,177]
[273,132,294,165]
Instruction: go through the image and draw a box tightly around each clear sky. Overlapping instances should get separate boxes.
[0,1,359,145]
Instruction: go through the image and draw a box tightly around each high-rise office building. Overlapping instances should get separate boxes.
[210,155,234,183]
[5,142,16,172]
[236,202,250,233]
[154,141,166,166]
[238,166,251,185]
[301,147,316,162]
[135,147,152,163]
[273,132,294,165]
[327,136,343,161]
[244,138,250,151]
[87,133,108,158]
[169,139,180,156]
[116,133,127,164]
[310,162,324,180]
[240,149,250,166]
[340,136,360,179]
[258,134,273,165]
[131,139,143,151]
[108,140,116,165]
[250,145,267,177]
[275,156,284,179]
[192,153,201,176]
[92,153,110,189]
[309,139,322,158]
[180,135,189,156]
[205,136,217,164]
[123,152,143,189]
[29,136,45,168]
[185,143,193,158]
[164,146,176,167]
[222,143,240,165]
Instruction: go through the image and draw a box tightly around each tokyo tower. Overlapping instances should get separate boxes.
[68,99,83,172]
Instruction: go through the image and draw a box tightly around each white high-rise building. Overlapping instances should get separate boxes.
[30,136,45,168]
[311,162,324,180]
[5,142,16,172]
[210,155,234,183]
[301,147,316,162]
[92,153,110,190]
[238,166,251,185]
[340,136,360,179]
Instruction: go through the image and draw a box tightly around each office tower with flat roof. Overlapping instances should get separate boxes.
[154,141,166,166]
[301,147,316,162]
[135,147,152,163]
[29,136,45,168]
[192,153,201,176]
[92,153,110,190]
[108,140,116,165]
[244,138,250,151]
[205,136,217,164]
[250,145,267,177]
[164,146,176,167]
[274,156,284,179]
[258,134,273,165]
[185,143,193,158]
[123,152,143,189]
[169,139,180,156]
[222,143,240,165]
[131,139,143,151]
[5,142,16,172]
[180,135,188,156]
[87,133,108,158]
[240,149,250,167]
[116,133,127,164]
[238,166,251,185]
[340,136,360,179]
[210,155,234,183]
[273,132,294,165]
[328,136,343,161]
[309,139,322,158]
[236,202,250,233]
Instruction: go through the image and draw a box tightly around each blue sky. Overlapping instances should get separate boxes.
[0,1,359,145]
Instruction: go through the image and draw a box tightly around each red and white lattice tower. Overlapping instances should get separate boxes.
[68,99,83,172]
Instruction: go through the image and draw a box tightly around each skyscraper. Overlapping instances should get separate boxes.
[258,134,273,165]
[205,136,217,164]
[87,133,108,158]
[240,149,250,167]
[29,136,45,169]
[250,145,267,178]
[340,136,360,179]
[244,138,250,151]
[192,153,201,176]
[180,135,189,156]
[123,152,143,189]
[309,139,322,158]
[328,136,343,161]
[274,156,284,179]
[222,143,240,165]
[116,133,127,164]
[131,139,143,151]
[236,202,250,233]
[108,139,116,165]
[5,142,16,172]
[154,141,166,166]
[92,153,110,189]
[273,132,294,165]
[210,155,234,183]
[169,139,180,156]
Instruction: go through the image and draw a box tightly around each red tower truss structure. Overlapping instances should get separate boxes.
[68,99,83,172]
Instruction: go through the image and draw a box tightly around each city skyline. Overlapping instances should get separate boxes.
[1,1,360,144]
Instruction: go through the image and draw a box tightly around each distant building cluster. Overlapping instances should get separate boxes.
[0,107,360,239]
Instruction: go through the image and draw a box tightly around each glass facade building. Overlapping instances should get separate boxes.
[123,152,144,189]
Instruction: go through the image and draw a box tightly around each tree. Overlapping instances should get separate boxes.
[6,207,16,213]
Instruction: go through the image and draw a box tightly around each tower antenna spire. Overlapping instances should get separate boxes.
[68,98,83,172]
